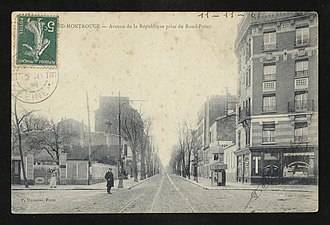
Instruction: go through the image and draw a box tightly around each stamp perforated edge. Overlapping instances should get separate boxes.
[12,12,60,70]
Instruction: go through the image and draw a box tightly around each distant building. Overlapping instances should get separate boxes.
[93,96,135,175]
[196,95,236,178]
[234,12,318,184]
[94,96,130,133]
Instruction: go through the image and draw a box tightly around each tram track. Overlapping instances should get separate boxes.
[68,174,199,213]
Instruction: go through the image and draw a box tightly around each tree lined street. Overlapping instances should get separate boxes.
[12,173,317,213]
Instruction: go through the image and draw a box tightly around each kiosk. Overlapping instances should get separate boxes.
[210,161,227,186]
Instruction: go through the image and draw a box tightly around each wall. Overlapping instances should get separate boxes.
[224,145,237,183]
[91,163,118,183]
[217,115,236,142]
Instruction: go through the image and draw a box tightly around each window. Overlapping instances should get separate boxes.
[263,95,276,111]
[263,64,276,80]
[262,123,275,143]
[295,60,308,77]
[124,144,128,156]
[214,154,219,161]
[246,41,251,61]
[219,154,224,162]
[263,31,276,50]
[237,131,241,149]
[245,68,251,87]
[264,32,276,45]
[294,122,308,142]
[295,92,308,111]
[296,27,309,45]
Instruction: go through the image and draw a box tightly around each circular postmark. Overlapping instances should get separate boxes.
[12,65,59,104]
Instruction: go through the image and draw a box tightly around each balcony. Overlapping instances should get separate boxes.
[288,100,314,113]
[294,78,308,90]
[263,81,276,92]
[262,43,277,52]
[294,135,308,142]
[295,70,308,77]
[238,107,251,123]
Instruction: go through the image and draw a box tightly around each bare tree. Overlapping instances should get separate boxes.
[176,122,187,178]
[12,99,37,188]
[139,117,152,180]
[28,119,79,164]
[174,121,201,179]
[121,106,144,182]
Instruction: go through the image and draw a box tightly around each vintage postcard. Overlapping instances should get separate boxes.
[11,12,318,213]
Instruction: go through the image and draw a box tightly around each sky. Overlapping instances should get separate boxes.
[12,12,242,167]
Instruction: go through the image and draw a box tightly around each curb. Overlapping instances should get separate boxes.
[180,176,316,193]
[12,176,155,191]
[182,177,208,190]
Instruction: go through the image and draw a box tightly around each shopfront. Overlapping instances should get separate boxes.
[236,146,317,184]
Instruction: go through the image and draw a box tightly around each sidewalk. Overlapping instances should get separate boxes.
[11,177,149,191]
[180,176,317,192]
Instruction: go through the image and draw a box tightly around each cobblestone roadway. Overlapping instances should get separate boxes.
[12,173,317,213]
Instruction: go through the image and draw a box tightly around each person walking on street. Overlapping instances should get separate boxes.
[105,168,114,194]
[50,168,58,188]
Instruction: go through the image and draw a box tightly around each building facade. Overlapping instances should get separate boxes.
[94,96,130,133]
[234,12,318,184]
[196,95,236,178]
[223,144,237,183]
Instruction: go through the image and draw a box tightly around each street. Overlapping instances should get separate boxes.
[12,173,317,213]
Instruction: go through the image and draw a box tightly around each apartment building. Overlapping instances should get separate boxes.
[234,12,318,184]
[196,95,236,178]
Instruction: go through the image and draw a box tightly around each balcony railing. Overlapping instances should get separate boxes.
[262,43,277,52]
[288,99,314,113]
[295,70,308,77]
[263,81,276,92]
[294,40,310,47]
[294,78,308,89]
[294,135,308,142]
[238,107,251,122]
[262,136,276,143]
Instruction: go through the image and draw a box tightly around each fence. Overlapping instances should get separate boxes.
[66,160,89,185]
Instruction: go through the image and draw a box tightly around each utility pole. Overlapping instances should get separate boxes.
[86,91,92,185]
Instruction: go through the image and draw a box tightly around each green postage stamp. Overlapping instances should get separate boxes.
[16,15,58,66]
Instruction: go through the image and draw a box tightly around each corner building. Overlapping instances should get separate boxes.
[234,12,318,184]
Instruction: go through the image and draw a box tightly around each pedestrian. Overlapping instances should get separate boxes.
[50,168,58,188]
[105,168,114,194]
